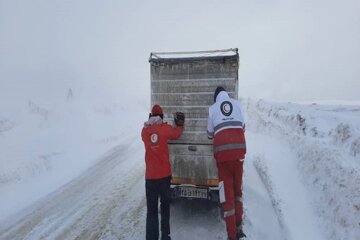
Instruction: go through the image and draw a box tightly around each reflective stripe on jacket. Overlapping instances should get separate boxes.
[141,118,183,179]
[207,91,246,162]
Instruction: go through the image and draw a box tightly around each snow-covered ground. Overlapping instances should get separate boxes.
[245,99,360,240]
[0,99,359,240]
[0,96,145,223]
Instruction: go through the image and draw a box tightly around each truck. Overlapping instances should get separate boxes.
[149,48,239,202]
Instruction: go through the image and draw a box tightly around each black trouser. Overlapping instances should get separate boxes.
[146,175,171,240]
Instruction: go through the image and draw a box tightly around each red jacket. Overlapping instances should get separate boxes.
[141,118,183,179]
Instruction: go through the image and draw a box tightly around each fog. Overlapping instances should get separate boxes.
[1,0,359,107]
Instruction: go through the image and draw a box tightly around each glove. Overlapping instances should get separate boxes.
[174,112,185,127]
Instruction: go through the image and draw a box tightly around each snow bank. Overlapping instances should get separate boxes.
[245,99,360,240]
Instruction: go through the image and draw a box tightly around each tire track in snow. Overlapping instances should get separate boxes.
[253,157,290,239]
[243,157,286,240]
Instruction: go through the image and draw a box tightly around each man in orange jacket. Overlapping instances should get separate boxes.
[207,87,247,240]
[141,104,185,240]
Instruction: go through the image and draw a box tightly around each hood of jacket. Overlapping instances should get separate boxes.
[144,116,163,127]
[215,91,230,103]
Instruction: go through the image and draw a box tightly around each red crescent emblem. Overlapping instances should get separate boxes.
[150,133,158,144]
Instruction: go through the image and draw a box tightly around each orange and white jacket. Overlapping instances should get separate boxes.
[207,91,246,163]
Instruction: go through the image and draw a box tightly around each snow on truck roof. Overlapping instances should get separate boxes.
[149,48,238,63]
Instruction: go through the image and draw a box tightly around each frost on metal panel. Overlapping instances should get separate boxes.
[149,49,239,183]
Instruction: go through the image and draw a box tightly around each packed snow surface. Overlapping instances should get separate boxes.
[0,99,359,240]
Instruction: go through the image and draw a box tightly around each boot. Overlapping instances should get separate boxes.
[236,225,246,239]
[237,229,246,239]
[161,235,171,240]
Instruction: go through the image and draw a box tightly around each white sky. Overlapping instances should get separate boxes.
[0,0,359,104]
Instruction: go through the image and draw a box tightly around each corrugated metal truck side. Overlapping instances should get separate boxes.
[149,49,239,202]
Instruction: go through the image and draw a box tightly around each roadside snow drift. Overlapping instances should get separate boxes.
[246,99,360,240]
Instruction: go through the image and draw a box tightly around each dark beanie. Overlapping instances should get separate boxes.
[214,86,225,102]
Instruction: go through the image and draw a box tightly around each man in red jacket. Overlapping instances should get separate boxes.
[207,87,247,240]
[141,104,184,240]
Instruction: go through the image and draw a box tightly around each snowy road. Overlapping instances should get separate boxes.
[0,138,146,240]
[0,132,290,240]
